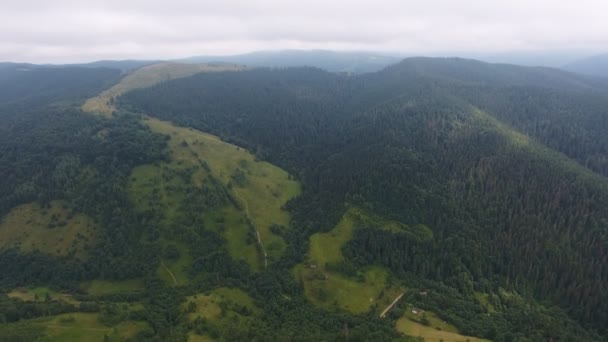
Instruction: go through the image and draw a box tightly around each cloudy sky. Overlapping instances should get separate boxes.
[1,0,607,63]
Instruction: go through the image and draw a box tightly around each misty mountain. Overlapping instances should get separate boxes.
[564,53,608,78]
[176,49,401,73]
[0,65,120,110]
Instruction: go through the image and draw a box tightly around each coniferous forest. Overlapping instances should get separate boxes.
[1,58,608,341]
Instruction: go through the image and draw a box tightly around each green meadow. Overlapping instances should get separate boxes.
[296,207,403,314]
[0,200,97,259]
[396,308,490,342]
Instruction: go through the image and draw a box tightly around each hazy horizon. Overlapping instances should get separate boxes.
[2,0,608,64]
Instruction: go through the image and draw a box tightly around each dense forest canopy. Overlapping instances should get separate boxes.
[1,58,607,341]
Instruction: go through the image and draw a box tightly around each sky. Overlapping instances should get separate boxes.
[1,0,607,63]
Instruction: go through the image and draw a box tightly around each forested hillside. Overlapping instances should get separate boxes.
[1,58,607,341]
[120,58,608,340]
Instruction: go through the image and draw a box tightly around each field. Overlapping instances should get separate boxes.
[296,208,403,314]
[396,309,489,342]
[204,206,260,271]
[82,62,245,116]
[184,287,258,321]
[0,313,148,342]
[8,287,80,305]
[0,200,97,259]
[80,279,144,295]
[38,313,147,342]
[184,287,259,339]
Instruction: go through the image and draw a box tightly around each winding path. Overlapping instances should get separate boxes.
[161,261,178,286]
[234,189,268,271]
[380,292,405,318]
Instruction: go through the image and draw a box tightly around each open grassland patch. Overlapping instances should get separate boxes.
[40,313,147,342]
[184,287,258,321]
[397,309,489,342]
[80,279,144,296]
[184,287,259,339]
[8,287,79,305]
[204,206,260,271]
[188,332,215,342]
[296,208,404,314]
[0,312,148,342]
[297,265,393,314]
[83,62,245,116]
[0,201,97,259]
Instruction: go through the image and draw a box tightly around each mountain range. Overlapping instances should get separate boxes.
[0,54,607,341]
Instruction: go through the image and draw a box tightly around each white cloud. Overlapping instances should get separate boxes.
[1,0,607,63]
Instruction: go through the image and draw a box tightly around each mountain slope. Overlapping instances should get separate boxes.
[120,59,608,339]
[1,57,608,341]
[0,65,121,112]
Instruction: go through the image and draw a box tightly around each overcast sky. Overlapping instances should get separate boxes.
[1,0,607,63]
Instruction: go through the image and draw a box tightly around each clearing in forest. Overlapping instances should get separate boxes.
[396,309,489,342]
[79,279,144,296]
[0,201,97,259]
[184,287,259,339]
[8,287,79,306]
[295,207,404,314]
[37,313,148,342]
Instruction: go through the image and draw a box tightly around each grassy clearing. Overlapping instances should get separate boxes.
[0,201,97,259]
[204,206,260,271]
[396,309,489,342]
[8,287,79,305]
[297,265,392,314]
[188,332,215,342]
[131,117,300,272]
[296,208,403,314]
[83,62,245,116]
[348,206,433,240]
[184,287,258,339]
[80,279,144,295]
[184,287,258,321]
[15,312,149,342]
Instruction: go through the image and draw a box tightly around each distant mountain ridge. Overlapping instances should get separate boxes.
[564,53,608,78]
[176,49,402,73]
